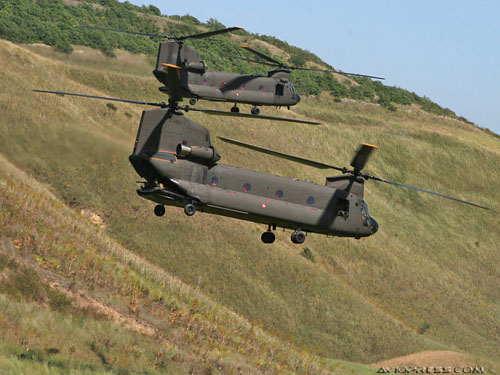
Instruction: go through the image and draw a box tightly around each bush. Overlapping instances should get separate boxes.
[290,52,307,67]
[378,96,396,111]
[55,40,73,54]
[418,321,430,334]
[106,102,117,111]
[301,247,315,262]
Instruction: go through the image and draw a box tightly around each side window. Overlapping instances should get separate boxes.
[275,84,284,96]
[210,176,219,186]
[335,198,349,219]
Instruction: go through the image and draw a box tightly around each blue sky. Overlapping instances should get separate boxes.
[123,0,500,135]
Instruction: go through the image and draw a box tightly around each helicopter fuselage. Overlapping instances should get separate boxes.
[138,162,377,238]
[129,108,377,239]
[153,41,300,109]
[178,70,300,107]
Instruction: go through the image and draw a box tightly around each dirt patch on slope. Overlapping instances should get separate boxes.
[0,238,156,338]
[371,350,472,368]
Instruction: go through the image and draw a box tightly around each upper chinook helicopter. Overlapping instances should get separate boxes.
[33,90,489,244]
[80,25,384,115]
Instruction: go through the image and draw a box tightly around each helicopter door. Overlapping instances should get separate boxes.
[275,84,284,96]
[335,198,349,219]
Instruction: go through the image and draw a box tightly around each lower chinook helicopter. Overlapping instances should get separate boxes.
[34,90,489,244]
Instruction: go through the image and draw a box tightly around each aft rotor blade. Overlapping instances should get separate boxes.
[33,89,165,107]
[240,45,285,67]
[218,136,344,171]
[185,107,321,125]
[179,26,243,41]
[77,25,165,38]
[33,90,320,124]
[77,25,243,41]
[351,143,378,172]
[366,174,489,210]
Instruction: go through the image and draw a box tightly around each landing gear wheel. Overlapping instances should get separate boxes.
[189,98,197,105]
[251,107,260,115]
[184,203,196,216]
[261,231,275,244]
[154,205,165,217]
[291,230,306,244]
[231,105,240,113]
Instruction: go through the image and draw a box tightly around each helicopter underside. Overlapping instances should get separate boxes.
[136,185,364,239]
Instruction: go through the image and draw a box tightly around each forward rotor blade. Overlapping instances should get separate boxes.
[180,26,243,41]
[33,89,165,107]
[240,45,285,67]
[293,66,385,80]
[292,66,337,73]
[351,144,377,172]
[239,45,384,79]
[366,175,489,210]
[338,71,385,80]
[218,136,343,171]
[185,107,320,125]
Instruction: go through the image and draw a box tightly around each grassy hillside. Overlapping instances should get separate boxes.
[0,36,499,374]
[2,151,370,374]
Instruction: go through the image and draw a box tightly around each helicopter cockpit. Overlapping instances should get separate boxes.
[289,82,300,103]
[361,200,378,234]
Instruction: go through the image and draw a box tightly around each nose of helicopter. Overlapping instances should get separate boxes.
[296,94,301,103]
[370,218,378,234]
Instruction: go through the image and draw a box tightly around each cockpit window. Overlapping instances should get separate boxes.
[290,82,296,93]
[360,200,370,217]
[360,200,370,226]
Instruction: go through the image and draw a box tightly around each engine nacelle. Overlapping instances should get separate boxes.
[186,61,207,73]
[176,144,220,164]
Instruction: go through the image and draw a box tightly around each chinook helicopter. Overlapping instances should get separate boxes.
[156,43,383,115]
[33,90,489,244]
[80,25,383,115]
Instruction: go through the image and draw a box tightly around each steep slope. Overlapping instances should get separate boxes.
[0,38,499,373]
[0,122,365,374]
